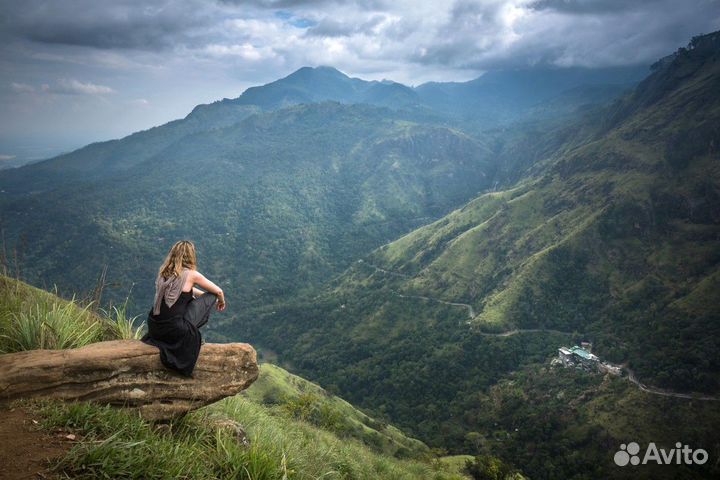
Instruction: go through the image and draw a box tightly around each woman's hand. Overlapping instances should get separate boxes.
[216,291,226,311]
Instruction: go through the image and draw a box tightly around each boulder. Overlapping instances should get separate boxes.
[0,340,259,421]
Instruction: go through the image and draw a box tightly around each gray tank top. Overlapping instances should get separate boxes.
[152,268,191,316]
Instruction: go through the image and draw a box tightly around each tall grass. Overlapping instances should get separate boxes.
[102,301,146,340]
[205,397,459,480]
[0,275,144,353]
[32,399,464,480]
[0,299,103,352]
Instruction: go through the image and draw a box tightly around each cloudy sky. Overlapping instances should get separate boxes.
[1,0,719,164]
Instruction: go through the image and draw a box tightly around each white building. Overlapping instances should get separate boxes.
[557,345,623,376]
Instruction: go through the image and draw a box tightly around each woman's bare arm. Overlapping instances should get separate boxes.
[188,270,226,310]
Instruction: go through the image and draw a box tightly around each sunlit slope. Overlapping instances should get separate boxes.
[245,363,432,459]
[363,36,720,389]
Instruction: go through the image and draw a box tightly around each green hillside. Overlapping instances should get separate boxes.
[244,363,432,459]
[1,274,497,479]
[224,33,720,479]
[366,31,720,391]
[0,103,261,192]
[465,362,719,480]
[0,103,498,314]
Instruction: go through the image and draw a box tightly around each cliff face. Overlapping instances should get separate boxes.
[0,340,259,420]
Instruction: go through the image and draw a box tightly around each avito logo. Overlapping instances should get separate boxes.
[614,442,708,466]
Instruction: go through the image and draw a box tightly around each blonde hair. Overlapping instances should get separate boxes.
[159,240,197,279]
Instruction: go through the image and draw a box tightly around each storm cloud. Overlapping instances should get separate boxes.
[3,0,717,69]
[1,0,222,50]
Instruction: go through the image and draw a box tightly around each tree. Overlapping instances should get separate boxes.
[464,455,516,480]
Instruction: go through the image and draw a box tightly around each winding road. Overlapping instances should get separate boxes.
[360,260,411,278]
[473,328,572,337]
[359,258,720,401]
[367,261,569,329]
[625,368,719,401]
[360,261,477,316]
[394,291,476,318]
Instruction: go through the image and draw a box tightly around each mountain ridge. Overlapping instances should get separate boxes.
[0,63,646,184]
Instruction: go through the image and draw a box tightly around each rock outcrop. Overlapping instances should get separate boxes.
[0,340,259,420]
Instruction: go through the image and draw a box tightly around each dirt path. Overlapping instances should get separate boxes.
[0,406,71,480]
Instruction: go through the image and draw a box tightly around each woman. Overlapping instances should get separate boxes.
[142,240,226,376]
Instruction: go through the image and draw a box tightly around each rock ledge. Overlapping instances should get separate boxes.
[0,340,259,420]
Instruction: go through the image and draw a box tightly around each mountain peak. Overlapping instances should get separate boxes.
[233,64,413,109]
[285,65,348,80]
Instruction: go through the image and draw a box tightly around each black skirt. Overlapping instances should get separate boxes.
[142,291,217,376]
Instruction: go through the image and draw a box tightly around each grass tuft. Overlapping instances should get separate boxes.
[0,297,103,353]
[101,301,146,340]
